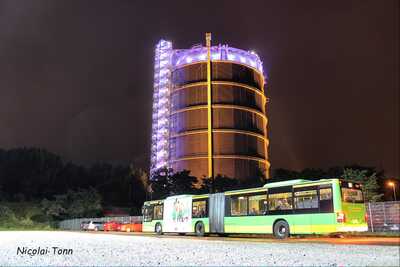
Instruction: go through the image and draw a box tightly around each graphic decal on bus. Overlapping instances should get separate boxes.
[163,196,192,232]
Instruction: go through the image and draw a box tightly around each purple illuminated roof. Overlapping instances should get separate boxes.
[172,45,264,74]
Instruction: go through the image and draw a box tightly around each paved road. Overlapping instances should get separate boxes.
[96,231,400,246]
[0,231,399,266]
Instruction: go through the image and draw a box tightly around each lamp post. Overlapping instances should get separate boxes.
[388,181,397,201]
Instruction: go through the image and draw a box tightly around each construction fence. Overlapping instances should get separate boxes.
[366,201,400,232]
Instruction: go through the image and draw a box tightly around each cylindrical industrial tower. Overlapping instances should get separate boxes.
[150,34,269,182]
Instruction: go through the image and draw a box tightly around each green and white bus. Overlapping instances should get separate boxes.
[142,178,368,238]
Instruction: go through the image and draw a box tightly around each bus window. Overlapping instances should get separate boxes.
[294,190,318,210]
[268,192,293,211]
[143,205,153,222]
[193,200,207,218]
[231,195,248,216]
[153,204,163,220]
[319,187,333,212]
[248,194,267,215]
[341,188,364,203]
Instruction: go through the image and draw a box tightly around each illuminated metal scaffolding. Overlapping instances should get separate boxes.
[150,40,173,178]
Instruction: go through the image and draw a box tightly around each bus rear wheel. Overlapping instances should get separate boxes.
[195,222,205,237]
[155,223,163,235]
[273,220,290,239]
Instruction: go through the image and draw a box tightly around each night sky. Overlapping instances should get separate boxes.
[0,0,398,177]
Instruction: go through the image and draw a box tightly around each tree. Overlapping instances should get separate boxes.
[325,166,344,178]
[149,168,200,199]
[41,197,66,219]
[341,168,383,202]
[149,167,173,199]
[129,168,148,212]
[298,168,327,180]
[241,167,268,188]
[131,167,149,192]
[200,174,240,193]
[41,188,102,220]
[0,148,64,200]
[0,204,15,221]
[270,168,300,182]
[169,170,198,195]
[0,184,5,201]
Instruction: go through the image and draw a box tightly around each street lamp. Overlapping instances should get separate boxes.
[388,181,397,201]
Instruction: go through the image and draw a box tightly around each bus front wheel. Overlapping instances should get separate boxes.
[273,220,290,239]
[195,222,205,237]
[155,223,163,235]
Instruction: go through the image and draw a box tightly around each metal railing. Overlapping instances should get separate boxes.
[366,201,400,232]
[58,216,142,231]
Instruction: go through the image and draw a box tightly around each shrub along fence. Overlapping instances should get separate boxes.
[58,216,142,231]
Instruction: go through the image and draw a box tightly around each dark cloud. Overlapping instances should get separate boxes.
[0,0,398,176]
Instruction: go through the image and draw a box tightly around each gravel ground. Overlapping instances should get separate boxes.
[0,231,399,266]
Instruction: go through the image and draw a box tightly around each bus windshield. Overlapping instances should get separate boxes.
[341,188,364,203]
[142,205,153,222]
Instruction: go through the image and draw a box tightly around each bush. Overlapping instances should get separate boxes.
[0,205,15,220]
[0,202,54,230]
[41,188,102,220]
[31,213,52,223]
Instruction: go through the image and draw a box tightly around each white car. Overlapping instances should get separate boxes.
[86,221,103,231]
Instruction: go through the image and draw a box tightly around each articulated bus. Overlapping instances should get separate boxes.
[142,179,368,238]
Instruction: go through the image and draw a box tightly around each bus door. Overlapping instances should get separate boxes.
[293,186,319,234]
[209,193,225,233]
